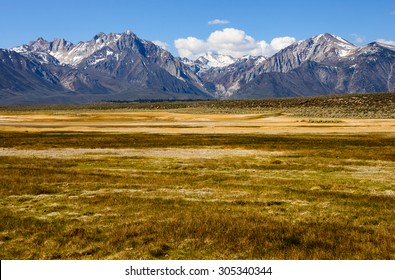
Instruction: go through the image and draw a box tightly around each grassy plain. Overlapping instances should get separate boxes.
[0,93,394,259]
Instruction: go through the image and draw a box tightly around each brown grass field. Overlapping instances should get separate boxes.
[0,93,394,259]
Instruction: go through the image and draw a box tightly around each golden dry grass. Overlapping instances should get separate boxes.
[0,101,394,259]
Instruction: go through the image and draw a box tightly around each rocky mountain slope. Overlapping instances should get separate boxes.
[1,31,394,105]
[196,34,395,99]
[1,31,211,104]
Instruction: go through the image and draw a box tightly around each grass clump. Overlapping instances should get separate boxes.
[0,131,394,259]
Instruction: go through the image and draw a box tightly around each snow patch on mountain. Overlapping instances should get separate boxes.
[195,53,238,68]
[46,33,121,66]
[375,41,395,51]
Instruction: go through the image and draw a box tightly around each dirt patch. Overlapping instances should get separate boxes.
[0,147,284,159]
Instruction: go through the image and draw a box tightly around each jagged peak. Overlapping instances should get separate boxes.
[291,33,357,58]
[50,38,74,53]
[121,29,137,38]
[24,37,51,52]
[35,37,47,43]
[93,32,106,40]
[52,37,72,44]
[28,37,49,44]
[309,33,356,48]
[25,37,48,48]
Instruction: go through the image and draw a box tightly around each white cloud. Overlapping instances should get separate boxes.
[152,40,168,50]
[174,36,208,58]
[208,19,230,25]
[270,37,297,50]
[174,28,296,60]
[351,33,366,44]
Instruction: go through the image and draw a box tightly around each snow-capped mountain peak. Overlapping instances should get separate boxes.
[313,33,357,57]
[3,31,395,105]
[11,37,51,53]
[48,32,124,66]
[264,33,359,73]
[11,32,131,67]
[374,41,395,51]
[307,33,357,52]
[195,53,238,68]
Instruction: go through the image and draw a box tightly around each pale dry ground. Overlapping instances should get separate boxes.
[0,147,284,158]
[0,111,395,134]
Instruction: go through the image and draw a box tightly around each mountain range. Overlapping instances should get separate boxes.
[1,30,394,105]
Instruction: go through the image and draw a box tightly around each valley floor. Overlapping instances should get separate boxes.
[0,106,394,259]
[0,111,395,134]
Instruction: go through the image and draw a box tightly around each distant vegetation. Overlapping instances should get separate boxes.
[1,92,394,118]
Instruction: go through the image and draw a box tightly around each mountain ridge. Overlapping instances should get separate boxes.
[2,30,212,104]
[1,31,395,105]
[196,33,395,99]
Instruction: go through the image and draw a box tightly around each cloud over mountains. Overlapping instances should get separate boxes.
[174,28,295,59]
[208,19,230,25]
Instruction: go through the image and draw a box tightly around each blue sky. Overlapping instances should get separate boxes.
[1,0,395,58]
